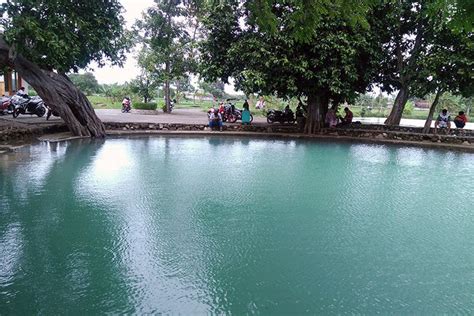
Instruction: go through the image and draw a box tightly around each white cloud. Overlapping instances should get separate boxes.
[91,0,241,94]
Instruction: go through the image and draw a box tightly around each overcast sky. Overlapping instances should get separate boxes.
[90,0,154,84]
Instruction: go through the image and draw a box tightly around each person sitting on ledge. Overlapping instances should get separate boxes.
[325,108,338,128]
[435,109,451,134]
[208,108,223,131]
[454,111,467,129]
[337,107,353,126]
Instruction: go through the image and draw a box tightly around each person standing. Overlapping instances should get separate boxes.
[241,100,251,125]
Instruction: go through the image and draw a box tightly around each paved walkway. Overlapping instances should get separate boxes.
[1,108,472,129]
[0,108,267,127]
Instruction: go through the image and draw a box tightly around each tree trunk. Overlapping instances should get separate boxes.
[304,93,328,134]
[384,85,409,126]
[164,61,171,113]
[0,37,105,137]
[422,89,443,134]
[144,78,149,103]
[175,80,180,104]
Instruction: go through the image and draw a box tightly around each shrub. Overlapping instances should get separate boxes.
[403,101,415,115]
[133,102,157,110]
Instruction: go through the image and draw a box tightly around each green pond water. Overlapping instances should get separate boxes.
[0,136,473,314]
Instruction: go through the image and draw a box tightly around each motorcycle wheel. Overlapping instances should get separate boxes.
[13,108,21,118]
[249,114,254,123]
[37,107,46,117]
[267,116,274,124]
[222,115,228,122]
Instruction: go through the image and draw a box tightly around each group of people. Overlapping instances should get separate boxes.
[325,107,353,127]
[208,99,252,131]
[204,93,470,134]
[434,109,468,133]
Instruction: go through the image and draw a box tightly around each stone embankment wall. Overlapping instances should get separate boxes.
[0,123,68,143]
[105,122,474,147]
[1,120,473,150]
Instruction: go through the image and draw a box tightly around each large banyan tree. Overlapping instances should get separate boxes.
[199,1,382,133]
[0,0,129,137]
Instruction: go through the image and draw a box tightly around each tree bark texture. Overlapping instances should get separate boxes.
[175,80,180,104]
[0,37,106,137]
[384,85,409,126]
[304,93,328,134]
[385,23,424,127]
[164,61,171,112]
[144,78,149,103]
[422,89,443,134]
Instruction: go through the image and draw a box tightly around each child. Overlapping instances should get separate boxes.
[454,111,467,129]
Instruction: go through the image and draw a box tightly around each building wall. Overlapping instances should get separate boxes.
[1,71,26,96]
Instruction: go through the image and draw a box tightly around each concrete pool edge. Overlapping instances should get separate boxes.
[2,125,474,154]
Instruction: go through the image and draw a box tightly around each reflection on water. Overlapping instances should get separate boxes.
[1,137,473,314]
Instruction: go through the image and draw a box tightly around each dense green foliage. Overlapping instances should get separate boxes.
[68,72,100,95]
[199,1,383,131]
[198,80,225,98]
[134,0,197,111]
[246,0,375,43]
[372,0,473,125]
[0,0,130,72]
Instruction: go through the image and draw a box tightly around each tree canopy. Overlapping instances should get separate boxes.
[0,0,130,73]
[135,0,197,111]
[199,1,382,132]
[0,0,131,137]
[68,72,100,96]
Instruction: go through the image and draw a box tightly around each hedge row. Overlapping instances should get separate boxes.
[133,102,158,110]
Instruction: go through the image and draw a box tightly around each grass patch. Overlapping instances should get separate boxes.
[88,95,122,109]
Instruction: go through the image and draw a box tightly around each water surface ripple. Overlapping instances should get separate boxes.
[0,137,473,314]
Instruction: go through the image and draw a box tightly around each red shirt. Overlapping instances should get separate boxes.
[455,114,467,123]
[344,110,353,123]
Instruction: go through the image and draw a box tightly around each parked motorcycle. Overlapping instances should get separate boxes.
[221,103,237,123]
[233,108,254,123]
[221,100,253,123]
[266,107,295,124]
[0,96,14,115]
[11,95,46,118]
